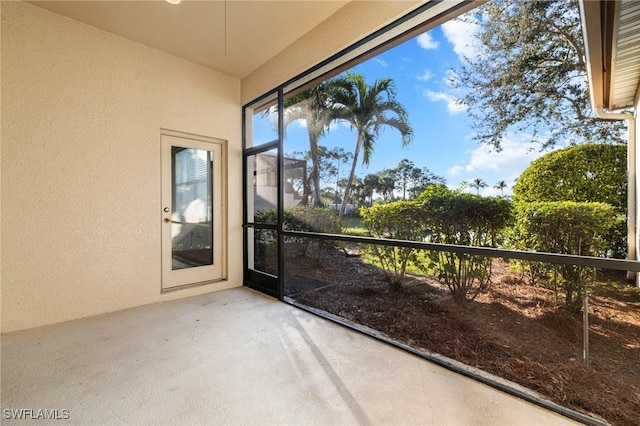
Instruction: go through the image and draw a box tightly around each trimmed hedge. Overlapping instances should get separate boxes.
[507,201,616,309]
[360,187,513,300]
[360,201,425,288]
[418,189,512,303]
[513,143,627,258]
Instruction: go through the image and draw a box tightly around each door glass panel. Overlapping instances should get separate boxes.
[283,156,308,210]
[247,149,278,223]
[246,149,278,278]
[171,147,213,270]
[248,228,278,276]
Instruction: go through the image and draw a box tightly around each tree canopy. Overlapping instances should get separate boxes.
[455,0,627,150]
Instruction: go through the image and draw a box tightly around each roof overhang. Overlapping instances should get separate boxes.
[579,0,640,112]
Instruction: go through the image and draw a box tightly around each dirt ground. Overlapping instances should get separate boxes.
[282,247,640,426]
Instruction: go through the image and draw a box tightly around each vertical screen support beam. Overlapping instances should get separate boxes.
[277,88,285,299]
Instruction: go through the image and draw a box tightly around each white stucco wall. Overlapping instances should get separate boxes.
[1,2,242,332]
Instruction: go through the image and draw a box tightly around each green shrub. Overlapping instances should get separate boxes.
[253,208,277,247]
[417,189,512,246]
[418,188,512,303]
[360,201,425,288]
[513,143,627,258]
[254,209,277,224]
[289,207,341,267]
[507,201,616,310]
[605,214,627,259]
[285,207,342,234]
[513,144,626,212]
[255,207,341,267]
[341,227,369,237]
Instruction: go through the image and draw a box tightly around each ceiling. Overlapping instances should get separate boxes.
[29,0,350,79]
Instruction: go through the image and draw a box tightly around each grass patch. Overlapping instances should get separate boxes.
[341,216,363,229]
[360,247,434,278]
[342,227,369,237]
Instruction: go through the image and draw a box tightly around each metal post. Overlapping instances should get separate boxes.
[582,290,590,367]
[627,116,637,284]
[582,268,595,368]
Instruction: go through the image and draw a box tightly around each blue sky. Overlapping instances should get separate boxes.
[257,15,561,197]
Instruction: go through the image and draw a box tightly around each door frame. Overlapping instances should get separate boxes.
[243,144,281,297]
[161,129,228,292]
[242,89,284,299]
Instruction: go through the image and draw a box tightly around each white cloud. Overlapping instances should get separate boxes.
[417,32,439,50]
[424,89,467,114]
[291,117,351,133]
[480,186,503,197]
[328,120,351,132]
[446,133,563,196]
[463,134,548,174]
[374,58,388,68]
[417,69,434,81]
[292,118,307,128]
[441,16,481,62]
[448,165,464,177]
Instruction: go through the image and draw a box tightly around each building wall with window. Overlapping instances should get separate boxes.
[1,2,242,332]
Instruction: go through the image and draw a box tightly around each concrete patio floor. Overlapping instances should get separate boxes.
[2,287,580,425]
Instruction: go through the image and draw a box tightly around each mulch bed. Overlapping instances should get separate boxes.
[282,248,640,426]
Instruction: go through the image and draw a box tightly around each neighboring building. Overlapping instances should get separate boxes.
[251,152,307,214]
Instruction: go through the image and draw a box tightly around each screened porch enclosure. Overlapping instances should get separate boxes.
[241,1,640,424]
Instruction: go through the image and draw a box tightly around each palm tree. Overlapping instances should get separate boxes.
[494,180,507,196]
[470,178,487,195]
[283,77,349,206]
[363,173,380,207]
[332,73,413,219]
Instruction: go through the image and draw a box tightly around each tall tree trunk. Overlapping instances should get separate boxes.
[340,133,363,220]
[307,130,322,207]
